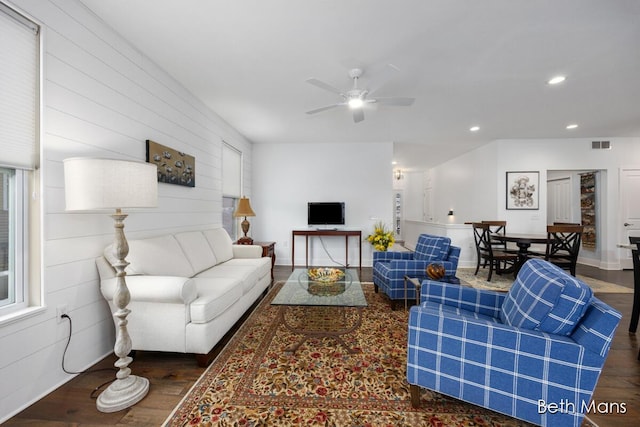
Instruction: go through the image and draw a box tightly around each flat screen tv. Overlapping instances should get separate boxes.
[307,202,345,226]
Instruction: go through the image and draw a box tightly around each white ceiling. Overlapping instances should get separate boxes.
[79,0,640,171]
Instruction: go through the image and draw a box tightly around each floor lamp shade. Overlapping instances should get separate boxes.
[64,158,158,211]
[63,157,157,412]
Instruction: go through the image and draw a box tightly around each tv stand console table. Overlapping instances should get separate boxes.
[291,229,362,271]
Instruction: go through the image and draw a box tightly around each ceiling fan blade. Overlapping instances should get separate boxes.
[306,78,345,96]
[353,108,364,123]
[306,104,343,115]
[366,63,401,96]
[372,97,415,106]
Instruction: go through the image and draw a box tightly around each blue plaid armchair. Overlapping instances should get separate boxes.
[373,234,460,307]
[407,259,621,427]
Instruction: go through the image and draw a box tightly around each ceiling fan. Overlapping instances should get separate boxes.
[305,65,415,123]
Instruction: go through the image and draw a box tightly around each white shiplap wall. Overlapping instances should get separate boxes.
[0,0,252,420]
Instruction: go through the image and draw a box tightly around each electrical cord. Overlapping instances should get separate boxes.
[60,314,117,399]
[317,236,347,267]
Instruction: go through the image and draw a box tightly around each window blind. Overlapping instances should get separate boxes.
[222,143,242,197]
[0,2,39,170]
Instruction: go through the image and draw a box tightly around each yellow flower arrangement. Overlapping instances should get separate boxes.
[366,221,395,251]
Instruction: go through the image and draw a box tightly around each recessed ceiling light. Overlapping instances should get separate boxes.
[548,76,566,85]
[566,123,578,129]
[469,126,480,132]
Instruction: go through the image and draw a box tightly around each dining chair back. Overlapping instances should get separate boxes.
[472,222,517,281]
[627,237,640,353]
[545,224,584,276]
[481,220,507,249]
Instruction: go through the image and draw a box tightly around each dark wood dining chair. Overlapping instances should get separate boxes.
[472,222,518,281]
[629,238,640,360]
[544,224,584,276]
[481,220,506,248]
[627,238,640,351]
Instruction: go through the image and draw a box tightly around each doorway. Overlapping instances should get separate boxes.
[547,170,604,267]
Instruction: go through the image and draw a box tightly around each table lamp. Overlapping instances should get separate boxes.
[63,158,157,413]
[234,197,255,244]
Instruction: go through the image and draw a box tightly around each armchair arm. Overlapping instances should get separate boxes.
[100,276,198,304]
[232,244,262,258]
[388,259,457,279]
[420,280,505,319]
[373,250,413,263]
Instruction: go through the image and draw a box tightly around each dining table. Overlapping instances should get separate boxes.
[493,232,548,273]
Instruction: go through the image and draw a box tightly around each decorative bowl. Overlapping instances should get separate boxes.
[306,268,347,296]
[307,267,345,283]
[426,263,446,280]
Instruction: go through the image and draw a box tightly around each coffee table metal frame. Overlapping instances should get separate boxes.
[271,268,367,354]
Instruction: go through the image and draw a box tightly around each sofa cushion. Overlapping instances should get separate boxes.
[203,228,234,264]
[175,231,217,274]
[196,264,262,294]
[500,259,593,336]
[413,235,451,262]
[223,257,271,281]
[105,235,195,277]
[189,277,243,324]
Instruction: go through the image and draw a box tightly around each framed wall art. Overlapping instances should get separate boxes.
[506,171,539,210]
[146,140,195,187]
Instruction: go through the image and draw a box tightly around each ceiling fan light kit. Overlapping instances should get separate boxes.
[305,65,415,123]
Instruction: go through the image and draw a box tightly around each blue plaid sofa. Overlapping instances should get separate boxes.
[407,258,621,427]
[373,234,460,307]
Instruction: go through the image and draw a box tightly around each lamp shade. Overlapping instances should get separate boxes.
[233,197,255,217]
[63,158,158,211]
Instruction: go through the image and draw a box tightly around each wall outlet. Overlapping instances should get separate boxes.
[56,304,68,323]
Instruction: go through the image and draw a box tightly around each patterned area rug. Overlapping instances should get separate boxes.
[164,282,536,426]
[457,268,633,293]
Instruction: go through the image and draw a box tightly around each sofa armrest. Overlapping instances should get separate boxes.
[100,276,197,304]
[96,256,115,280]
[232,244,262,258]
[420,280,505,319]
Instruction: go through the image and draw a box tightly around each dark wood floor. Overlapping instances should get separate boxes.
[4,265,639,426]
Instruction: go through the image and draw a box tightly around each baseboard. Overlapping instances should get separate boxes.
[0,350,113,424]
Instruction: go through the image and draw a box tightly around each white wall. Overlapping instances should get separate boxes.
[0,0,252,421]
[426,137,640,269]
[251,142,393,267]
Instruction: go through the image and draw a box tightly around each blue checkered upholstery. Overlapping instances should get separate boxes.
[413,235,451,261]
[407,259,621,427]
[501,259,593,335]
[372,234,460,302]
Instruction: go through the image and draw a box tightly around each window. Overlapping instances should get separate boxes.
[0,2,40,319]
[0,168,26,310]
[221,143,242,240]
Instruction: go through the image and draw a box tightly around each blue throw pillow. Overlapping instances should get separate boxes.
[413,235,451,262]
[500,259,593,336]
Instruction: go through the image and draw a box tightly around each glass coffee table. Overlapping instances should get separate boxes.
[271,268,367,354]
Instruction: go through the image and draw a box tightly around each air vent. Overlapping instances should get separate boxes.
[591,141,611,150]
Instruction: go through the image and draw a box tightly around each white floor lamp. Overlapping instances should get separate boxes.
[63,158,158,413]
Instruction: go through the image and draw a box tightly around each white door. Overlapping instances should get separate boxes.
[547,177,572,224]
[620,168,640,269]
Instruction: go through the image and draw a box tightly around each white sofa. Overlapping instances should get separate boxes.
[95,228,272,366]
